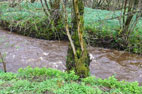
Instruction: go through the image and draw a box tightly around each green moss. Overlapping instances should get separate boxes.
[66,44,76,71]
[75,58,89,78]
[75,43,90,78]
[66,40,90,78]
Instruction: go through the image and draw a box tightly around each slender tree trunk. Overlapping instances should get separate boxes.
[49,0,61,26]
[9,0,16,7]
[40,0,62,34]
[120,0,139,40]
[31,0,36,3]
[66,0,90,78]
[92,0,96,9]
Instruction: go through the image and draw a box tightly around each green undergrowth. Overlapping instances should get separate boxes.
[0,2,142,54]
[0,2,66,40]
[0,67,142,94]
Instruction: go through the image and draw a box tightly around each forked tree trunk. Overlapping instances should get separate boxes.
[66,0,90,78]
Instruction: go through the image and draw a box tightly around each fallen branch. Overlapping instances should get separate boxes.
[0,52,7,72]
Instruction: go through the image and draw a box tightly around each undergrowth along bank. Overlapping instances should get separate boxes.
[0,2,142,54]
[0,67,142,94]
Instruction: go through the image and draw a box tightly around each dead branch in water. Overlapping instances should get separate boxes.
[0,52,7,72]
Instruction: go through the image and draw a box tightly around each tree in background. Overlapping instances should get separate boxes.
[8,0,22,7]
[31,0,36,3]
[120,0,141,44]
[40,0,64,39]
[40,0,61,29]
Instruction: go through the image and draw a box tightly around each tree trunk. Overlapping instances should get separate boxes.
[49,0,61,26]
[31,0,36,3]
[40,0,62,34]
[66,0,90,78]
[9,0,17,7]
[120,0,139,40]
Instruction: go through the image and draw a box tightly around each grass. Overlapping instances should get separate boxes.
[0,2,65,40]
[0,67,142,94]
[0,1,142,54]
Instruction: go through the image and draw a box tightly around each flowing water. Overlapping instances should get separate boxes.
[0,28,142,85]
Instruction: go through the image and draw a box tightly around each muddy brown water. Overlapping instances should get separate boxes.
[0,28,142,85]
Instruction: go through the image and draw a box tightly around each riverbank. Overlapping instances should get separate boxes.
[0,67,142,94]
[0,28,142,84]
[0,2,142,54]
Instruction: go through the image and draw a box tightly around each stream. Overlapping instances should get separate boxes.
[0,28,142,85]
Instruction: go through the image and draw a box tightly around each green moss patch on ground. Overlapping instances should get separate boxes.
[0,67,142,94]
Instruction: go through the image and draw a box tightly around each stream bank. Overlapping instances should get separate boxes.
[0,28,142,85]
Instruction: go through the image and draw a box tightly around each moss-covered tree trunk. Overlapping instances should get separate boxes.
[66,0,90,78]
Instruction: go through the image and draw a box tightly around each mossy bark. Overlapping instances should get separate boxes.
[66,0,90,78]
[31,0,36,3]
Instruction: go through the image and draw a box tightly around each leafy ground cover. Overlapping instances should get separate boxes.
[0,2,142,54]
[0,67,142,94]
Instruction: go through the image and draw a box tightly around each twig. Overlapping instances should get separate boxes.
[96,10,142,22]
[0,52,7,72]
